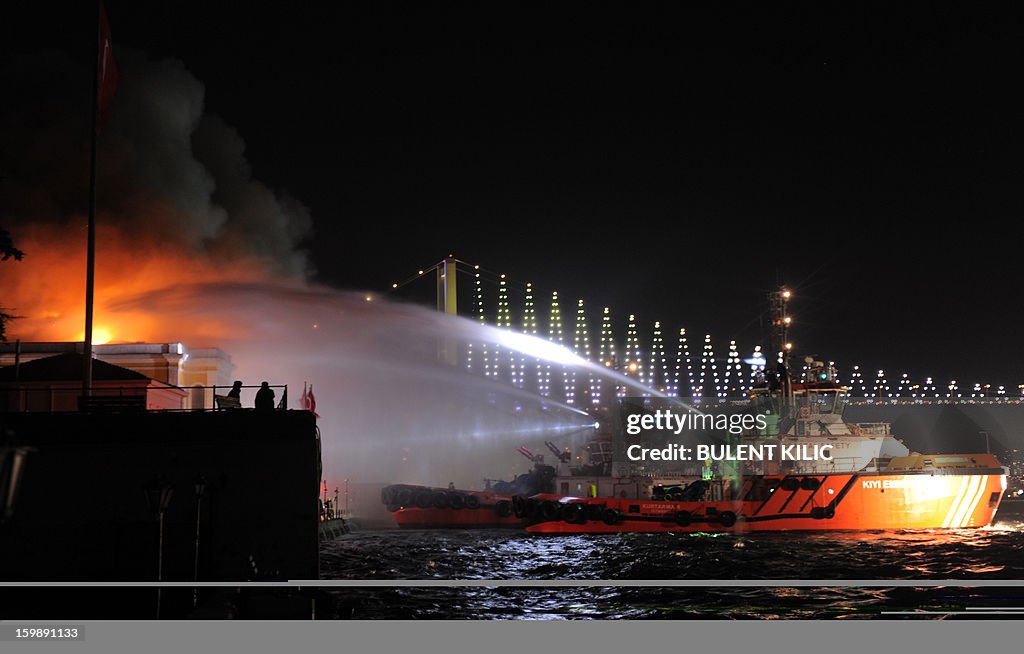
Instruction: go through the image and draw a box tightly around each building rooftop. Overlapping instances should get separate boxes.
[0,352,150,383]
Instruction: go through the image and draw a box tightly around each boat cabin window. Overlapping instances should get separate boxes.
[806,390,844,415]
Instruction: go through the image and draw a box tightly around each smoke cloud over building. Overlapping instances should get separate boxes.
[1,48,314,342]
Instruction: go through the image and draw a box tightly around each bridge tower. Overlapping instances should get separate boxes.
[435,256,458,315]
[435,256,458,365]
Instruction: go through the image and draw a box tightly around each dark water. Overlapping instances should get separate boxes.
[318,504,1024,619]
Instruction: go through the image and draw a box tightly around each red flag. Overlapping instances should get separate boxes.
[308,384,319,418]
[97,2,119,122]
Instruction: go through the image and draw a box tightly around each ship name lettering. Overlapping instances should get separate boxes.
[862,479,906,489]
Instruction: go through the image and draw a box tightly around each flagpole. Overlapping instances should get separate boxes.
[83,0,102,397]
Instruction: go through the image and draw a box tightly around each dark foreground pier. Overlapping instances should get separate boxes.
[0,409,321,618]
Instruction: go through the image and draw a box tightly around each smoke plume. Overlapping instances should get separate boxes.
[0,47,313,342]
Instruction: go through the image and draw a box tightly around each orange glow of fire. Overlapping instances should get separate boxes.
[1,222,279,344]
[76,326,114,345]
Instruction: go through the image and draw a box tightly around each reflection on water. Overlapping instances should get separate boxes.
[318,504,1024,619]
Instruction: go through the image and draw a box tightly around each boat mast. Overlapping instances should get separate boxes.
[769,287,795,414]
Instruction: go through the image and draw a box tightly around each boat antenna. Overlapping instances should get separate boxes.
[769,286,795,412]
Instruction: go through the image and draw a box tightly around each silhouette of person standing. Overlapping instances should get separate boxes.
[226,380,243,400]
[254,381,275,410]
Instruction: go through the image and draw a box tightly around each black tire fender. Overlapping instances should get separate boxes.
[431,491,450,509]
[414,491,432,509]
[585,504,605,521]
[539,501,560,522]
[447,492,465,510]
[801,477,821,491]
[602,508,621,525]
[521,498,538,518]
[562,503,586,524]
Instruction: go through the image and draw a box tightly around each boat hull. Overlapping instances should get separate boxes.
[526,470,1007,534]
[382,485,524,528]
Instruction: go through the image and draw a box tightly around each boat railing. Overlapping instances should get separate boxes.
[851,422,891,435]
[0,383,293,414]
[786,455,868,474]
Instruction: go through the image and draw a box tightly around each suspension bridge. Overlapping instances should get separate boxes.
[390,256,1024,408]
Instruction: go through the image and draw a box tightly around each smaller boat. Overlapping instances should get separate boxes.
[380,484,521,528]
[380,449,558,528]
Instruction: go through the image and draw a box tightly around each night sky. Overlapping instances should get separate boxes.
[3,3,1024,383]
